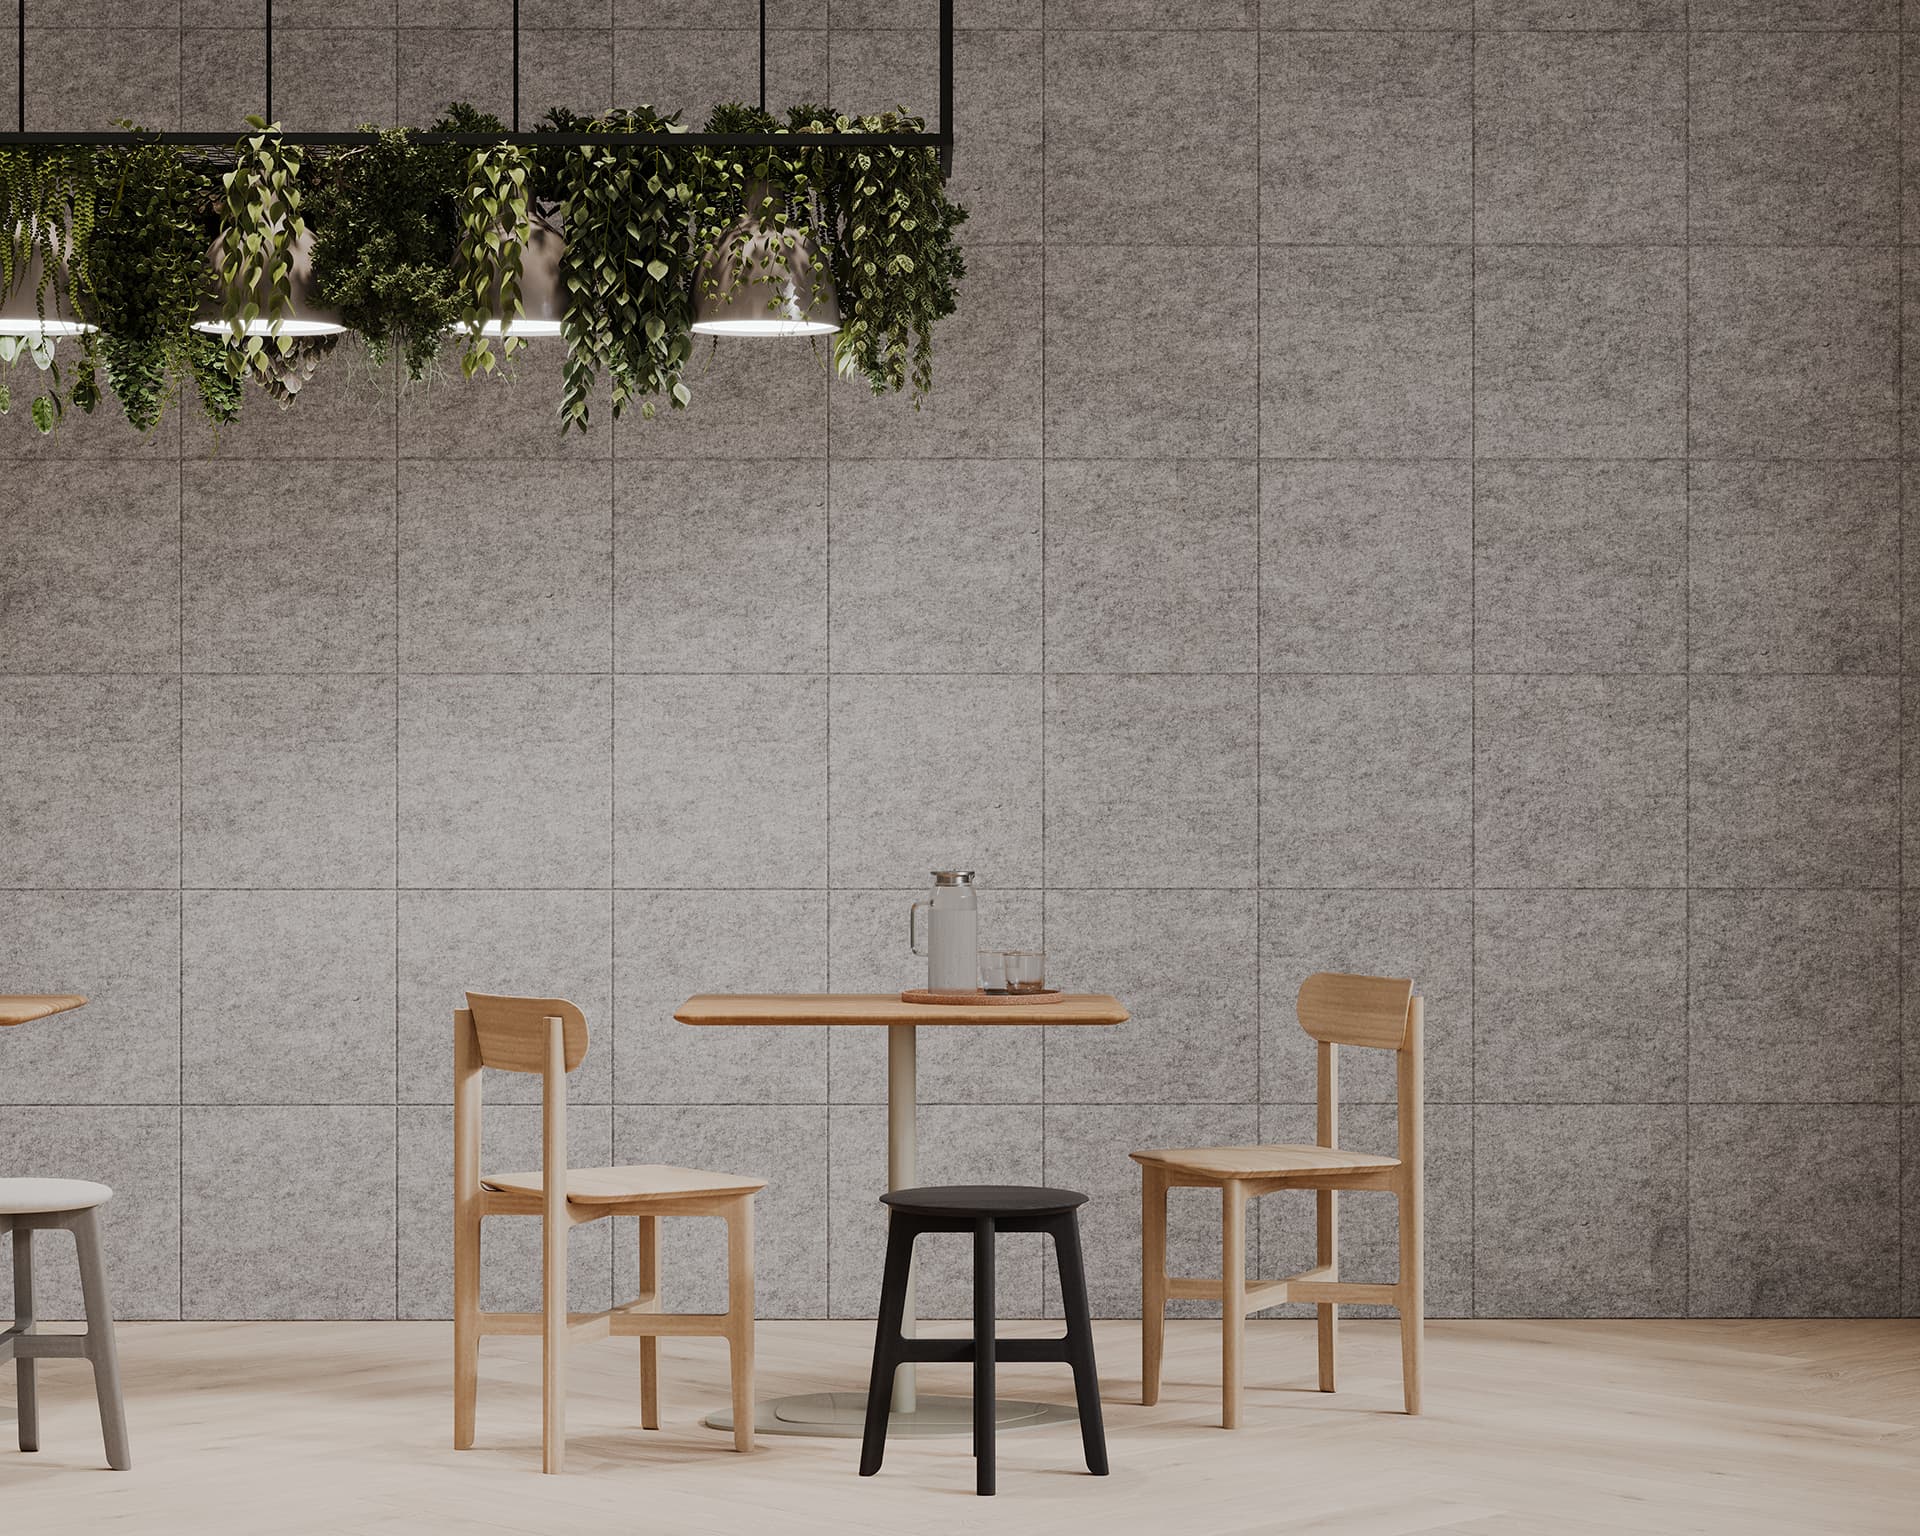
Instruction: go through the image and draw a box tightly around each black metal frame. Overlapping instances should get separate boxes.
[6,0,954,171]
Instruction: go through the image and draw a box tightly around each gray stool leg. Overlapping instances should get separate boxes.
[72,1208,130,1471]
[10,1221,35,1454]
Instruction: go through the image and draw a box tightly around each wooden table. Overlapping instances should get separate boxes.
[0,995,87,1027]
[676,991,1128,1439]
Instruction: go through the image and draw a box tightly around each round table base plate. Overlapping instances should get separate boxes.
[704,1391,1079,1439]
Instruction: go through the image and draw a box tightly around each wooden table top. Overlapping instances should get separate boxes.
[0,994,87,1027]
[677,993,1128,1027]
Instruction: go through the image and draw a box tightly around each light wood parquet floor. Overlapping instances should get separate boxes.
[3,1319,1917,1535]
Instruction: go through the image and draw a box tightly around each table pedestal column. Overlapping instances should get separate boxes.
[701,1017,1075,1440]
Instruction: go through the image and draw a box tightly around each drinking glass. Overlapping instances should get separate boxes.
[1004,950,1046,994]
[977,950,1007,994]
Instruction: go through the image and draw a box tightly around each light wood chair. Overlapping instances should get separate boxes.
[1133,972,1422,1428]
[454,993,765,1474]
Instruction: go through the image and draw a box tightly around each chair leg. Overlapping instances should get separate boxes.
[972,1216,996,1497]
[1398,1179,1423,1416]
[636,1214,660,1432]
[11,1223,37,1455]
[453,1208,480,1450]
[72,1209,130,1471]
[541,1212,567,1474]
[1140,1163,1167,1408]
[859,1216,917,1478]
[1316,1188,1337,1394]
[1051,1213,1109,1477]
[1220,1179,1246,1431]
[725,1198,755,1453]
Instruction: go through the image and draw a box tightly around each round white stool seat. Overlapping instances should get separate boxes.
[0,1177,112,1215]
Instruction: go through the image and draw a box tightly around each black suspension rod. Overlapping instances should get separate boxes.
[758,0,766,115]
[938,0,952,176]
[511,0,519,135]
[264,0,272,124]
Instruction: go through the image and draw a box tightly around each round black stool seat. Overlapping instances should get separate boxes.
[879,1184,1089,1218]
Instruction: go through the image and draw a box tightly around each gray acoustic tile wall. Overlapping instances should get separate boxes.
[1,4,1914,1324]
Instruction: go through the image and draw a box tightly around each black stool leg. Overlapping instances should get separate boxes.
[859,1214,918,1477]
[973,1215,996,1496]
[1051,1213,1109,1476]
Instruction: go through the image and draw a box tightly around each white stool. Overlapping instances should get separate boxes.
[2,1178,131,1470]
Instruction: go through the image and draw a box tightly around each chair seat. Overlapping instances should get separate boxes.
[880,1184,1089,1219]
[480,1163,764,1205]
[0,1177,113,1215]
[1131,1144,1400,1181]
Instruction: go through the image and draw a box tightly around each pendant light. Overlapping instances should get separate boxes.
[691,183,840,339]
[191,224,346,340]
[460,209,564,339]
[0,232,94,336]
[190,7,341,341]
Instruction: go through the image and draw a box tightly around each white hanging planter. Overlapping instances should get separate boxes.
[459,208,564,339]
[191,224,346,339]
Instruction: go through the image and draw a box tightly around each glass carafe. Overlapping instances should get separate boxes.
[909,871,980,991]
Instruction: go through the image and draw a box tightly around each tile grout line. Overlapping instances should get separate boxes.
[1467,19,1478,1324]
[1681,11,1692,1323]
[1038,4,1049,1315]
[1251,6,1263,1291]
[178,383,186,1324]
[611,441,619,1311]
[25,883,1920,895]
[393,351,402,1321]
[607,437,617,1312]
[1898,15,1907,1320]
[824,2,835,1314]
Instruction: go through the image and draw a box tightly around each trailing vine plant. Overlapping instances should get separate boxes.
[540,107,697,431]
[455,135,534,379]
[0,147,96,430]
[210,117,308,387]
[81,136,230,432]
[792,107,966,405]
[308,104,499,380]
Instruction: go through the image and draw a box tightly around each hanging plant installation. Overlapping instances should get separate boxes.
[306,107,499,382]
[0,0,964,435]
[803,109,967,406]
[77,137,238,433]
[0,144,94,429]
[536,106,701,431]
[690,103,838,340]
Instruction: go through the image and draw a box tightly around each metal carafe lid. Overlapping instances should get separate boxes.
[931,870,977,885]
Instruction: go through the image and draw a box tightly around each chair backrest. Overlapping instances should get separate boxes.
[455,994,588,1217]
[1297,972,1422,1163]
[1297,972,1413,1052]
[463,992,589,1075]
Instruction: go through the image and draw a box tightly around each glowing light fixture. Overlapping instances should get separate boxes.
[0,238,94,336]
[191,226,346,338]
[691,186,840,339]
[459,212,564,338]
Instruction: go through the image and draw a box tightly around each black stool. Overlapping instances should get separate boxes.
[858,1185,1109,1497]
